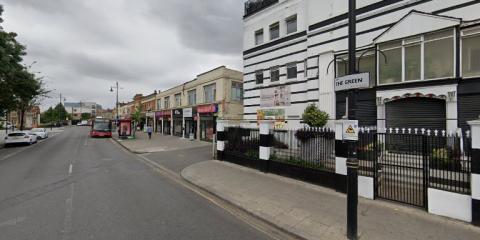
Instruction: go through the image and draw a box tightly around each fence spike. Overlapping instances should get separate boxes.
[427,129,431,136]
[395,128,399,134]
[414,128,418,134]
[442,130,446,137]
[408,128,412,134]
[434,129,438,136]
[367,127,371,133]
[466,130,471,138]
[402,128,406,134]
[389,128,393,133]
[421,128,426,134]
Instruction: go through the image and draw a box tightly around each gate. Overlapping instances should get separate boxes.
[375,133,427,208]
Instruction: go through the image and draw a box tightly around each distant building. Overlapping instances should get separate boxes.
[64,102,102,120]
[7,106,41,129]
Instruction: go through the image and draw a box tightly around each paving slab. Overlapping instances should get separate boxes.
[182,160,480,240]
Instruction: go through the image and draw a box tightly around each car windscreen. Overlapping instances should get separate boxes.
[8,133,25,137]
[93,122,111,131]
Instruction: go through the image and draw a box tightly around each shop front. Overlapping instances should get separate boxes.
[183,107,197,139]
[197,104,217,142]
[154,111,162,133]
[159,110,171,135]
[173,108,183,137]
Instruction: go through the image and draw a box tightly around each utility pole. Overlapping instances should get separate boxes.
[58,93,62,126]
[110,81,120,124]
[346,0,359,239]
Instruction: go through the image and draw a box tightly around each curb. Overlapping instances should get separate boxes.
[111,137,147,154]
[180,162,308,240]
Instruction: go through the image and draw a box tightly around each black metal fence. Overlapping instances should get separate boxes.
[271,128,335,172]
[224,126,260,168]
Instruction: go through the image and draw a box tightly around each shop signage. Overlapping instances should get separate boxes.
[341,120,359,141]
[183,108,193,118]
[173,109,183,117]
[157,110,171,118]
[155,111,162,119]
[197,104,217,113]
[334,72,370,91]
[257,109,286,129]
[260,86,291,107]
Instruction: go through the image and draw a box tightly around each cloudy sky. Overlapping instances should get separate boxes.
[1,0,244,110]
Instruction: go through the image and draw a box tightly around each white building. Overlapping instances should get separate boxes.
[64,102,102,120]
[242,0,480,133]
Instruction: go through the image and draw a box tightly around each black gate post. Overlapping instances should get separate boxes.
[469,120,480,226]
[216,120,226,161]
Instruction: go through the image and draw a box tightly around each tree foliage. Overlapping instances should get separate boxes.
[41,104,70,124]
[0,5,48,129]
[302,104,329,128]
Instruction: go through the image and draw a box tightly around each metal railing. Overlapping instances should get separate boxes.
[271,128,336,172]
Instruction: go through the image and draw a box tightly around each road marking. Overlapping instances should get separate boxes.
[0,216,25,228]
[109,139,302,240]
[62,183,74,240]
[68,164,73,175]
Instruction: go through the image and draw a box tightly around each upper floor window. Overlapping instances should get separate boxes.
[462,27,480,78]
[157,99,162,110]
[204,83,216,103]
[286,63,297,79]
[255,29,264,45]
[164,97,170,109]
[378,29,455,85]
[174,93,181,107]
[336,51,376,86]
[188,90,197,106]
[286,15,297,34]
[255,70,264,84]
[231,82,243,101]
[270,66,280,82]
[270,22,279,40]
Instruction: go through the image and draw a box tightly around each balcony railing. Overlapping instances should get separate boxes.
[244,0,279,18]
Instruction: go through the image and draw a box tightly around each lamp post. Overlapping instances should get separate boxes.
[346,0,359,239]
[110,81,120,123]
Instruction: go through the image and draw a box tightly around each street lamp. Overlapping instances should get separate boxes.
[110,82,120,123]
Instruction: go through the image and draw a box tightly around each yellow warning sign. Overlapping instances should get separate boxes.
[346,125,355,134]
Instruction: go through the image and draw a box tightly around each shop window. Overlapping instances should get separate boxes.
[256,70,264,84]
[188,90,196,105]
[462,30,480,77]
[270,22,279,40]
[204,83,216,103]
[286,63,297,79]
[379,41,402,84]
[404,38,421,81]
[255,29,263,45]
[270,66,280,82]
[231,82,243,101]
[424,30,454,79]
[286,15,297,34]
[164,97,170,109]
[174,93,181,107]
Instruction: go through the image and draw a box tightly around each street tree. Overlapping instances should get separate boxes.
[132,106,142,138]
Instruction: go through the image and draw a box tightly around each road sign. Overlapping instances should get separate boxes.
[334,72,370,91]
[342,120,359,141]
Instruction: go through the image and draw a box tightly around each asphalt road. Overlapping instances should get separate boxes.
[0,127,271,240]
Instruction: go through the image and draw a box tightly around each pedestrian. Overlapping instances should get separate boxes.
[147,125,153,140]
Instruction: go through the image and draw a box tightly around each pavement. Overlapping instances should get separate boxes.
[114,131,212,154]
[0,127,273,240]
[182,160,480,240]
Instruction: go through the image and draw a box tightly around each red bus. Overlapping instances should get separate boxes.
[90,118,112,138]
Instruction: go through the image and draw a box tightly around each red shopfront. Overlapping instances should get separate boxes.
[156,110,171,135]
[197,104,217,142]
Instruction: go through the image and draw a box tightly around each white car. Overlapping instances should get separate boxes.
[4,131,38,146]
[31,128,49,139]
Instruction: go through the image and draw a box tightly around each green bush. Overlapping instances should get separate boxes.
[302,104,329,128]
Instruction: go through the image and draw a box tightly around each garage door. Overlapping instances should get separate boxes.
[386,97,446,131]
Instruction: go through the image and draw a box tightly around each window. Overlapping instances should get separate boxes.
[174,93,181,107]
[404,37,421,81]
[462,30,480,77]
[287,63,297,79]
[255,70,264,84]
[204,83,216,103]
[231,82,243,101]
[255,29,264,45]
[270,22,279,40]
[336,52,377,86]
[188,90,196,105]
[424,30,454,79]
[286,15,297,34]
[379,41,402,84]
[157,99,162,109]
[270,66,280,82]
[164,97,170,109]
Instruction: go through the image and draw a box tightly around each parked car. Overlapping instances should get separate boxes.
[77,120,88,126]
[31,128,49,139]
[4,131,38,146]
